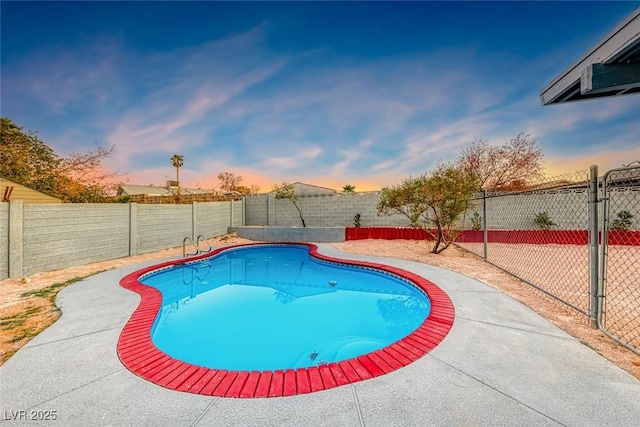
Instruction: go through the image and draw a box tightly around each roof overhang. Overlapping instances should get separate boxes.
[540,7,640,105]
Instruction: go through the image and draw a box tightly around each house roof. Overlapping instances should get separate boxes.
[118,184,171,196]
[1,177,62,203]
[540,7,640,105]
[118,184,215,196]
[270,182,336,196]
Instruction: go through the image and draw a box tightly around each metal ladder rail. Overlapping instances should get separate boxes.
[183,237,199,257]
[182,235,213,257]
[196,235,212,254]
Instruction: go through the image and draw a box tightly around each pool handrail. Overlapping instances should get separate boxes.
[183,235,213,257]
[196,234,212,254]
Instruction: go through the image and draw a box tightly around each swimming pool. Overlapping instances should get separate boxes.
[117,243,454,397]
[142,245,431,371]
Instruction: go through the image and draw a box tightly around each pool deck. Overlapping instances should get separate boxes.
[1,244,639,426]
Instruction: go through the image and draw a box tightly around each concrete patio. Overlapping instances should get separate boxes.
[1,244,639,426]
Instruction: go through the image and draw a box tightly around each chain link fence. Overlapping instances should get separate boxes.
[458,170,593,315]
[456,165,640,355]
[600,164,640,354]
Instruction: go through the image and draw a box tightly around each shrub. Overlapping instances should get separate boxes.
[534,211,557,230]
[610,210,634,231]
[353,213,362,228]
[471,211,482,231]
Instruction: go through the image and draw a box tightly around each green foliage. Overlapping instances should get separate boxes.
[377,163,479,254]
[534,212,557,230]
[353,213,362,228]
[423,164,479,253]
[20,276,86,303]
[274,182,297,201]
[610,210,634,231]
[1,117,60,195]
[170,154,184,172]
[274,182,306,227]
[0,307,43,329]
[471,211,482,231]
[377,176,429,228]
[1,117,119,202]
[170,154,184,203]
[342,184,356,193]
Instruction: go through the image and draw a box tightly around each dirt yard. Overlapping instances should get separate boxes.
[1,235,638,380]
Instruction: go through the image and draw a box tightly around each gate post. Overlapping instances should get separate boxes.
[482,190,488,261]
[588,165,599,328]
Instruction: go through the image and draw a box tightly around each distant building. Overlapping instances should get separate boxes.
[0,177,62,203]
[269,182,336,196]
[116,182,240,204]
[117,182,215,197]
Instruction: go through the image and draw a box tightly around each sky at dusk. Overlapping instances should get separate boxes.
[2,1,639,192]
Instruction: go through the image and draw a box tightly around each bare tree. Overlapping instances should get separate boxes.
[249,184,260,195]
[217,172,243,192]
[456,133,544,191]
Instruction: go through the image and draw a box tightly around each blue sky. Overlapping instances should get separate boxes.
[2,1,639,192]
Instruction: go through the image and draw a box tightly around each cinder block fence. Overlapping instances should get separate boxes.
[1,200,243,279]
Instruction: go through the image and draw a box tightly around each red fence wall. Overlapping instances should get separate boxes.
[345,227,640,246]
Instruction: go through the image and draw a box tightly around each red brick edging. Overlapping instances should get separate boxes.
[117,243,454,398]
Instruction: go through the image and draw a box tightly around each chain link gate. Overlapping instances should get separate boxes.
[450,164,640,354]
[599,163,640,355]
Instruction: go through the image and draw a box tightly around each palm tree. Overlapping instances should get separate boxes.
[170,154,184,203]
[170,154,184,185]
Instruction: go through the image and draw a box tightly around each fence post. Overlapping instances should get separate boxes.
[242,197,246,226]
[129,203,138,256]
[267,192,276,226]
[588,165,599,329]
[192,201,198,240]
[8,200,23,278]
[230,199,234,227]
[482,190,488,261]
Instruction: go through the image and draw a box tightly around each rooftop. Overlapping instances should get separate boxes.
[540,7,640,105]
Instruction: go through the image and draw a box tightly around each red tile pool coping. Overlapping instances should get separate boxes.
[117,243,455,398]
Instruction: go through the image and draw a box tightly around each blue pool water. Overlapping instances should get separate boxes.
[141,245,431,371]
